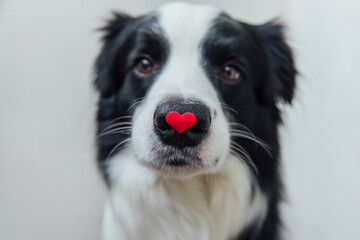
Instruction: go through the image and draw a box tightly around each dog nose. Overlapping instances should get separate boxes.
[154,100,211,148]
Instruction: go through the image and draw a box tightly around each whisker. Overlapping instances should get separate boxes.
[228,122,273,157]
[230,142,252,161]
[230,131,271,152]
[97,127,133,138]
[221,103,239,115]
[229,143,259,175]
[229,149,258,175]
[127,97,145,113]
[229,122,254,135]
[106,138,132,161]
[106,116,133,125]
[101,122,133,133]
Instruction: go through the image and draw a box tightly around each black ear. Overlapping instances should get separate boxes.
[255,21,297,105]
[94,13,132,96]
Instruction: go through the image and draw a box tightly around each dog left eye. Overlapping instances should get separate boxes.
[135,57,154,74]
[220,64,240,81]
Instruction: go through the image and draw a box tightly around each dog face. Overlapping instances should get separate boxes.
[95,3,296,180]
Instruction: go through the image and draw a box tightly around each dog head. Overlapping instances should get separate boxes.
[95,2,296,180]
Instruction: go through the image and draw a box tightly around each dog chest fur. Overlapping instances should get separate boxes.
[101,148,267,240]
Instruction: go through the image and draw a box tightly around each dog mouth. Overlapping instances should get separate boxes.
[166,158,190,166]
[152,148,203,168]
[139,144,215,177]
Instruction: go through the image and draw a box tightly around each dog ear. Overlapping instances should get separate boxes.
[254,21,297,105]
[94,12,132,96]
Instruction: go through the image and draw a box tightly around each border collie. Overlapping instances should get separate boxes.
[94,2,296,240]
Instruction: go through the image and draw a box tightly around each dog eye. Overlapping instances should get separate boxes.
[136,57,154,74]
[220,64,240,81]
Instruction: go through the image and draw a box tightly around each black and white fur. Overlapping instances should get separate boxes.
[94,2,296,240]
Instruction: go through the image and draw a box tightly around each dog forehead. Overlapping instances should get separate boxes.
[156,3,221,49]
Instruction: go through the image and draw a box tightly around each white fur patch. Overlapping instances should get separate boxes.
[132,2,230,177]
[102,147,267,240]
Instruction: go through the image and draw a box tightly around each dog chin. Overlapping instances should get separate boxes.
[139,157,217,179]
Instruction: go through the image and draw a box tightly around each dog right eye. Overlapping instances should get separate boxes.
[220,64,241,82]
[135,57,154,74]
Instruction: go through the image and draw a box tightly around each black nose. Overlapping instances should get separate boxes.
[154,100,211,148]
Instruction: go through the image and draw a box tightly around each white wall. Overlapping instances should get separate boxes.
[281,0,360,239]
[0,0,359,240]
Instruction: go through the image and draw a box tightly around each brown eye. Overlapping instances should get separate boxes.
[136,57,153,74]
[221,65,240,81]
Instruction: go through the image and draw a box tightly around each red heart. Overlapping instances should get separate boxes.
[165,111,197,133]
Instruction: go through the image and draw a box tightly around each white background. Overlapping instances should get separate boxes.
[0,0,359,239]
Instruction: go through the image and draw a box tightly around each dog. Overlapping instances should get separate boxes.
[94,2,296,240]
